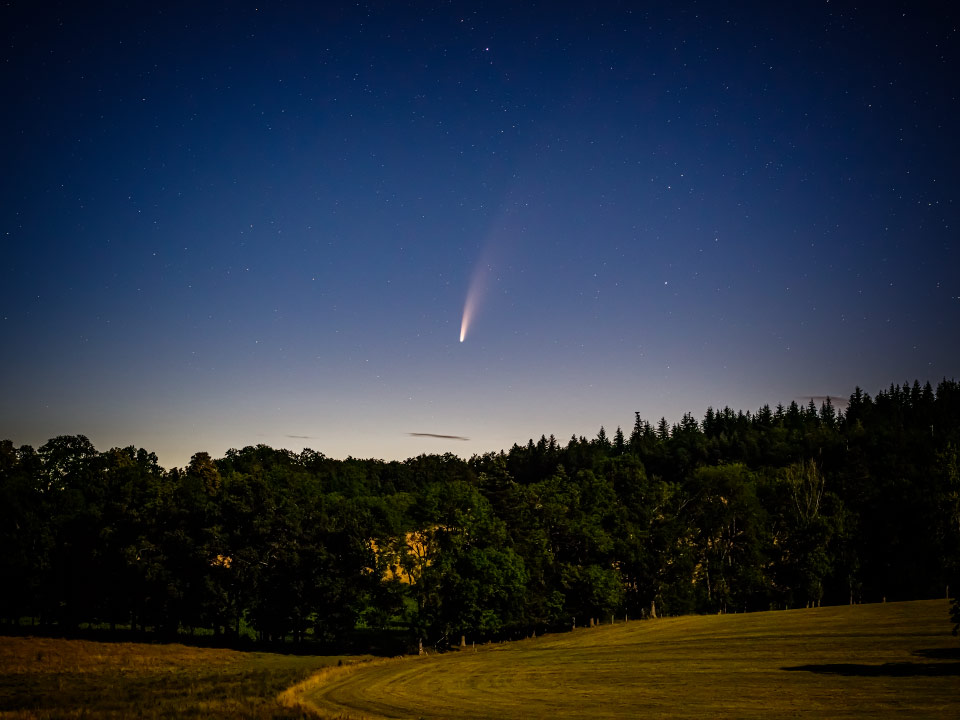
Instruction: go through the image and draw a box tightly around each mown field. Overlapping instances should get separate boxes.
[293,600,959,719]
[0,636,368,719]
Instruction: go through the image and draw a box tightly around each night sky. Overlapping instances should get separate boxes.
[2,1,958,469]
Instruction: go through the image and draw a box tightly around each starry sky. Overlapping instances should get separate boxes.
[2,1,958,469]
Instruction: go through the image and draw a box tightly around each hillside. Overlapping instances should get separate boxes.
[293,600,959,719]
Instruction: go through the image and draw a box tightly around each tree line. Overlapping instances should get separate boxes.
[2,379,958,651]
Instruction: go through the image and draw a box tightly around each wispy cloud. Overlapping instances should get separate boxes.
[795,395,849,408]
[408,432,470,441]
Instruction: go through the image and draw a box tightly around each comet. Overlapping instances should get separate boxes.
[460,200,516,342]
[459,289,476,342]
[459,260,489,343]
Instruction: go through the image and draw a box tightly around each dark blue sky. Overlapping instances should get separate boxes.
[2,1,957,468]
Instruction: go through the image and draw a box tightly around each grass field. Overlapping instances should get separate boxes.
[294,599,959,719]
[0,636,368,719]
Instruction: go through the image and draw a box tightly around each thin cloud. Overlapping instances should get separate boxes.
[285,434,317,440]
[408,432,470,441]
[796,395,849,408]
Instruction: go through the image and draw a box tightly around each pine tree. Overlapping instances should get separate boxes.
[613,427,626,455]
[656,418,670,441]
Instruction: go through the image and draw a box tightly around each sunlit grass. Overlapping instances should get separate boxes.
[0,636,368,719]
[296,599,959,719]
[4,601,957,719]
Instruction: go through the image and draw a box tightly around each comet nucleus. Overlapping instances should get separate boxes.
[459,295,473,343]
[459,262,488,343]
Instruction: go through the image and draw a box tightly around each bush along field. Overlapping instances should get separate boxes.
[292,600,960,720]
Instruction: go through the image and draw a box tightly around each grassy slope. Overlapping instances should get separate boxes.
[0,636,368,719]
[298,600,959,719]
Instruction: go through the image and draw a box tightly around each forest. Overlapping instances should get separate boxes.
[2,380,959,652]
